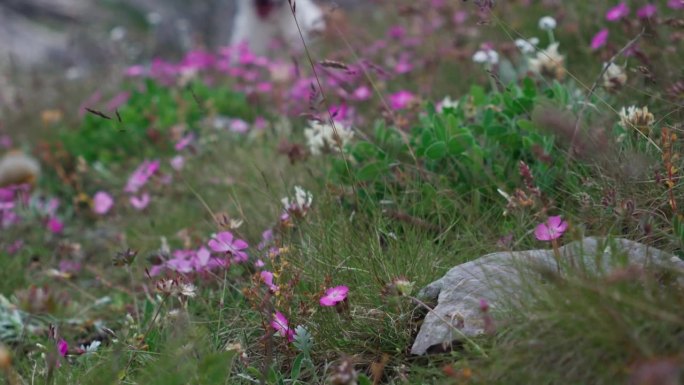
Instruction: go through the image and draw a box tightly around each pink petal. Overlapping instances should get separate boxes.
[208,239,229,252]
[547,216,562,228]
[319,297,337,306]
[534,223,551,241]
[93,191,114,215]
[591,29,609,50]
[232,239,249,250]
[58,339,68,356]
[216,231,234,245]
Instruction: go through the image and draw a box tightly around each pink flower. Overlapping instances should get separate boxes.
[319,285,349,307]
[174,133,194,151]
[130,193,150,210]
[106,92,130,111]
[229,119,249,134]
[352,86,372,101]
[668,0,683,9]
[125,160,159,193]
[534,216,568,241]
[591,29,609,50]
[58,339,68,357]
[92,191,114,215]
[59,260,81,274]
[271,311,294,341]
[125,65,145,77]
[389,91,416,110]
[170,155,185,171]
[606,2,629,21]
[637,4,657,18]
[47,217,64,235]
[260,271,278,292]
[191,247,225,271]
[208,231,249,262]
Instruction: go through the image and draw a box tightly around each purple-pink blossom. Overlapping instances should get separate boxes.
[637,4,657,19]
[130,193,150,211]
[606,2,629,21]
[319,285,349,307]
[591,29,609,50]
[389,91,416,110]
[260,271,278,292]
[668,0,683,9]
[271,311,294,341]
[58,339,68,357]
[125,160,159,193]
[92,191,114,215]
[47,217,64,235]
[208,231,249,262]
[534,216,568,241]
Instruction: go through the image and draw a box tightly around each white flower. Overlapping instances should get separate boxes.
[282,186,313,214]
[602,62,628,90]
[619,106,655,134]
[438,96,459,112]
[538,16,557,31]
[179,283,197,298]
[304,120,353,156]
[79,340,101,354]
[472,50,499,65]
[109,26,127,42]
[527,43,566,80]
[515,37,539,54]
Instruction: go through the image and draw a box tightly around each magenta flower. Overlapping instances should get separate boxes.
[668,0,683,9]
[534,216,568,241]
[106,92,130,111]
[260,271,278,292]
[591,28,609,50]
[319,285,349,307]
[125,160,159,193]
[58,339,68,357]
[191,247,225,271]
[389,90,416,110]
[229,119,250,134]
[208,231,249,262]
[352,86,372,101]
[606,2,629,21]
[124,65,145,77]
[271,311,294,341]
[92,191,114,215]
[47,217,64,235]
[129,193,150,210]
[174,133,194,151]
[637,4,657,18]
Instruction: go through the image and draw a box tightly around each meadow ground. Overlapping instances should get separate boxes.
[1,1,684,384]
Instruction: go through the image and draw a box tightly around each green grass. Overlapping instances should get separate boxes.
[2,1,684,384]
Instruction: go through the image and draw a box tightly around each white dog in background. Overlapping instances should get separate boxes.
[231,0,325,56]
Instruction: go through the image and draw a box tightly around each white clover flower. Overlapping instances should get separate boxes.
[538,16,557,31]
[304,120,353,156]
[602,62,628,90]
[619,106,655,135]
[515,37,539,54]
[472,50,499,65]
[527,43,566,80]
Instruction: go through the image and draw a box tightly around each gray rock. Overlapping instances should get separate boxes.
[411,237,683,355]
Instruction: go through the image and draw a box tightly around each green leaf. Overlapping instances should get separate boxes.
[425,141,448,160]
[358,374,373,385]
[198,351,236,383]
[356,161,387,181]
[290,354,304,380]
[517,119,536,132]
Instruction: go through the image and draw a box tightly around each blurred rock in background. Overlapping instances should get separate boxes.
[0,0,366,74]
